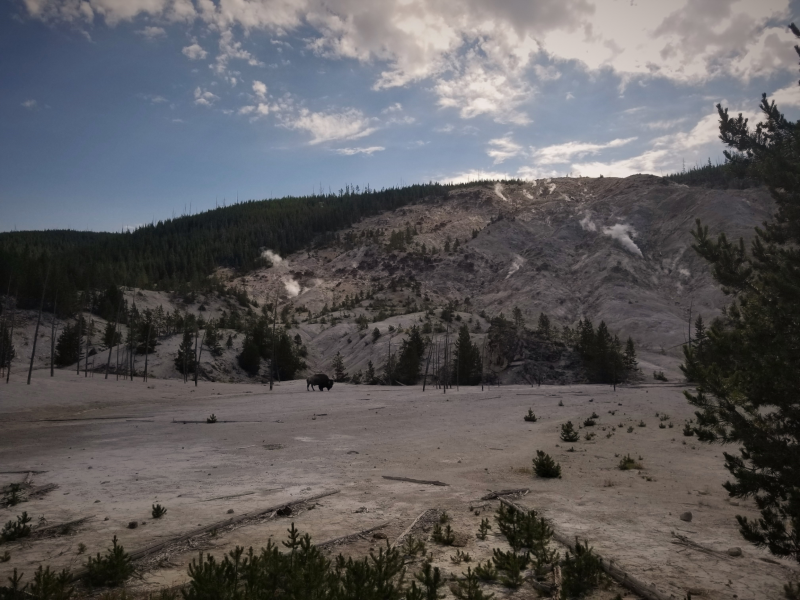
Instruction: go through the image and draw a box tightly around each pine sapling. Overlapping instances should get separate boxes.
[560,421,579,443]
[477,518,491,540]
[152,504,167,519]
[532,450,561,478]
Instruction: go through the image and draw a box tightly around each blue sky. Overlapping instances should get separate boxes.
[2,0,799,232]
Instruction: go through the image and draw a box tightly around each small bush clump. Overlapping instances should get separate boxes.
[561,539,604,598]
[523,409,537,422]
[560,421,579,443]
[1,512,32,543]
[533,451,561,478]
[152,504,167,519]
[206,414,217,424]
[477,518,491,540]
[432,523,455,545]
[618,454,643,470]
[84,535,134,587]
[653,370,667,381]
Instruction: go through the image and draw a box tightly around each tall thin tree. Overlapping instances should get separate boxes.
[50,292,58,377]
[6,292,17,384]
[105,295,122,380]
[27,265,50,385]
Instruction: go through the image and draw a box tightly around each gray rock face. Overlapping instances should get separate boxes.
[727,547,742,557]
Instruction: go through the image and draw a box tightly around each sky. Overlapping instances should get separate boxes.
[2,0,800,232]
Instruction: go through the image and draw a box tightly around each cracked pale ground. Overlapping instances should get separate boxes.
[1,372,797,599]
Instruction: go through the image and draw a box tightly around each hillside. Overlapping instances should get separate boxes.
[1,175,773,385]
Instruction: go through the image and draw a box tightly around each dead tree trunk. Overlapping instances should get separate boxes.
[143,320,152,382]
[76,301,83,376]
[105,297,122,380]
[194,329,205,387]
[27,266,49,385]
[270,293,277,390]
[6,293,17,383]
[481,336,486,391]
[50,293,58,377]
[422,339,433,391]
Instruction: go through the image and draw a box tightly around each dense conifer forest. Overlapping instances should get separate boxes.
[0,183,463,312]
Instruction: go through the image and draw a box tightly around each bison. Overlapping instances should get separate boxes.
[307,373,334,391]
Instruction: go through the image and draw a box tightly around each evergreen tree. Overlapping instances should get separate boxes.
[55,321,80,367]
[102,321,121,350]
[365,360,377,385]
[451,324,481,385]
[682,25,800,564]
[623,337,638,370]
[331,351,348,382]
[204,322,223,357]
[393,325,426,385]
[0,324,15,370]
[136,312,157,354]
[175,329,196,375]
[238,337,261,377]
[536,312,550,338]
[226,334,234,349]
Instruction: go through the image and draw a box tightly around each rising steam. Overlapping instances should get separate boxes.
[261,249,283,266]
[602,224,643,258]
[494,182,508,202]
[506,254,525,279]
[579,214,597,232]
[282,276,301,297]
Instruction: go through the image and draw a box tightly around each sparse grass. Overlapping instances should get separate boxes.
[618,454,643,470]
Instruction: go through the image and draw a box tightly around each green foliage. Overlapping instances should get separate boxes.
[401,536,426,557]
[54,319,82,367]
[450,550,471,564]
[560,539,604,599]
[451,567,493,600]
[237,338,261,376]
[2,484,23,508]
[175,329,197,375]
[84,535,133,588]
[523,409,537,422]
[583,418,595,427]
[477,519,491,540]
[391,326,427,385]
[0,322,15,371]
[653,370,667,381]
[203,323,223,357]
[490,549,528,588]
[372,328,381,342]
[431,523,454,546]
[449,324,481,385]
[0,183,453,311]
[331,351,348,382]
[413,562,444,600]
[473,561,497,582]
[560,421,579,443]
[152,504,167,519]
[1,512,32,543]
[618,454,642,470]
[575,319,635,384]
[785,581,800,599]
[666,158,758,189]
[532,451,561,478]
[29,565,75,600]
[681,29,800,562]
[365,360,378,385]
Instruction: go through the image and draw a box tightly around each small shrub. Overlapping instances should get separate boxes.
[558,400,564,406]
[477,518,491,540]
[432,523,455,545]
[30,565,75,600]
[683,423,695,436]
[659,422,666,429]
[439,510,450,524]
[533,450,561,478]
[0,550,9,562]
[638,420,646,427]
[414,562,444,598]
[560,421,579,443]
[669,421,674,428]
[618,454,643,470]
[2,483,24,507]
[659,414,670,421]
[566,446,575,452]
[523,409,537,422]
[474,560,497,582]
[653,370,667,381]
[152,504,167,519]
[583,418,596,427]
[561,539,604,599]
[1,512,32,542]
[584,432,596,441]
[452,567,494,600]
[590,412,599,419]
[491,548,529,589]
[627,426,634,433]
[206,414,217,424]
[450,550,471,564]
[77,543,87,554]
[402,535,426,556]
[84,535,134,587]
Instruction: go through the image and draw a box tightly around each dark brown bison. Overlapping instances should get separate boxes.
[307,373,334,391]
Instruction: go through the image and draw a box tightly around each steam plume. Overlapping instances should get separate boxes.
[506,254,525,279]
[602,224,643,258]
[261,249,283,265]
[282,276,301,297]
[579,214,597,232]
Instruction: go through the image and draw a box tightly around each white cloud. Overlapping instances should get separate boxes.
[182,43,207,60]
[487,136,523,164]
[212,29,263,76]
[531,137,637,165]
[382,103,403,114]
[21,99,37,110]
[193,86,218,106]
[137,26,166,39]
[281,107,376,145]
[335,146,385,155]
[238,103,270,117]
[443,169,512,184]
[138,93,167,104]
[769,82,800,107]
[252,80,268,100]
[565,92,574,100]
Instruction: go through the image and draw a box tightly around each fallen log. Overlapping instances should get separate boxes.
[382,476,448,487]
[69,489,339,582]
[392,508,439,548]
[499,498,674,600]
[201,491,256,502]
[30,516,94,540]
[317,522,391,549]
[28,483,58,498]
[480,488,529,501]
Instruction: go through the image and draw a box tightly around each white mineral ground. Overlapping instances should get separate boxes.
[1,373,796,599]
